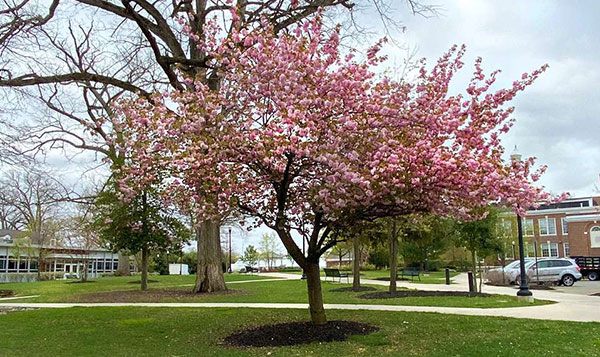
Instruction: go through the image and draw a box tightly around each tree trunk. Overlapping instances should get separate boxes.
[116,251,131,276]
[352,234,361,292]
[388,220,398,294]
[81,259,88,282]
[470,249,478,293]
[305,261,327,325]
[193,220,227,293]
[141,245,149,291]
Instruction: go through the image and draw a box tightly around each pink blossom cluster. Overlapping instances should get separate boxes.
[117,17,554,232]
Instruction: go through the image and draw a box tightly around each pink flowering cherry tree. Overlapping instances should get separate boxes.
[119,18,549,324]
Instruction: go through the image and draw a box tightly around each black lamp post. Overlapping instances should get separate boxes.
[511,146,532,300]
[516,213,532,298]
[228,228,232,273]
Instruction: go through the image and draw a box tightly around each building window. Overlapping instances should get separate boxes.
[526,242,537,257]
[561,217,568,235]
[540,243,559,257]
[539,217,556,236]
[590,226,600,248]
[0,255,6,270]
[8,258,18,272]
[524,219,535,236]
[564,243,570,257]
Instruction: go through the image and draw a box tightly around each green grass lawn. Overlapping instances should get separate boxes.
[1,307,598,356]
[1,275,549,308]
[0,273,267,302]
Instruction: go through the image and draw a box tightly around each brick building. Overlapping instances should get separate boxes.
[501,196,600,259]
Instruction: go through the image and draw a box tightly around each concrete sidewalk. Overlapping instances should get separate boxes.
[0,300,598,323]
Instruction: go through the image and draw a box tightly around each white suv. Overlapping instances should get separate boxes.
[524,258,582,287]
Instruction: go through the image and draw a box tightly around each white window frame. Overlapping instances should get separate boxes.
[590,226,600,248]
[540,242,559,258]
[563,243,570,257]
[538,217,557,236]
[561,217,568,235]
[523,219,535,237]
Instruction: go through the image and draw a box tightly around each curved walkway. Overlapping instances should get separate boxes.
[1,272,598,323]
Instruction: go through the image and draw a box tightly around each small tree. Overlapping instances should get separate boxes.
[456,207,504,292]
[399,215,456,272]
[259,233,280,269]
[243,245,260,266]
[93,186,188,290]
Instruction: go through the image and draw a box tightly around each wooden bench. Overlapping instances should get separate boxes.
[400,267,421,281]
[324,268,350,283]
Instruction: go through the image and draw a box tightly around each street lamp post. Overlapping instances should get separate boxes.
[516,213,532,300]
[511,146,533,301]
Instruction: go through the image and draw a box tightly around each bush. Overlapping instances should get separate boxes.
[279,267,302,272]
[444,260,471,272]
[484,269,510,286]
[368,249,389,269]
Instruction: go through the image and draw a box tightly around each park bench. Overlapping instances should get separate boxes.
[324,268,351,283]
[244,265,259,273]
[400,267,421,281]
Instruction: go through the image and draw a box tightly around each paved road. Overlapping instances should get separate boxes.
[1,272,599,323]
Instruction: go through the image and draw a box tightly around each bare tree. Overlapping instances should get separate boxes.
[0,169,71,276]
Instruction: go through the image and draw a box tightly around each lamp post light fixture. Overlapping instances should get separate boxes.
[511,146,533,301]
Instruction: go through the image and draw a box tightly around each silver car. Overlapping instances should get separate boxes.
[524,258,582,287]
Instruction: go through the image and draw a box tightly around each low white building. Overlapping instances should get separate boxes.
[0,229,121,281]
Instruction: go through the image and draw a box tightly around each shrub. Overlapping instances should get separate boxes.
[368,249,389,269]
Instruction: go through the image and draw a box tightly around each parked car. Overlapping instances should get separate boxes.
[571,256,600,281]
[504,258,534,284]
[523,258,582,287]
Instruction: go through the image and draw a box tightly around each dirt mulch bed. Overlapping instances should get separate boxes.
[329,286,377,293]
[0,306,36,315]
[223,320,380,347]
[590,293,600,297]
[71,288,242,303]
[65,280,97,284]
[358,290,490,299]
[127,279,159,284]
[373,277,414,282]
[0,289,14,297]
[526,284,555,290]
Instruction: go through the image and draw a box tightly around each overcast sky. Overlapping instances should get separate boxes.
[390,0,600,198]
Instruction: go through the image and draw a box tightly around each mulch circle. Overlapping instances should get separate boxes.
[72,288,242,303]
[0,289,14,297]
[223,320,380,347]
[329,286,377,292]
[127,280,159,284]
[65,280,97,284]
[373,277,412,282]
[358,290,490,299]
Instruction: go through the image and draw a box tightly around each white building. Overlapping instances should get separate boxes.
[0,229,120,281]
